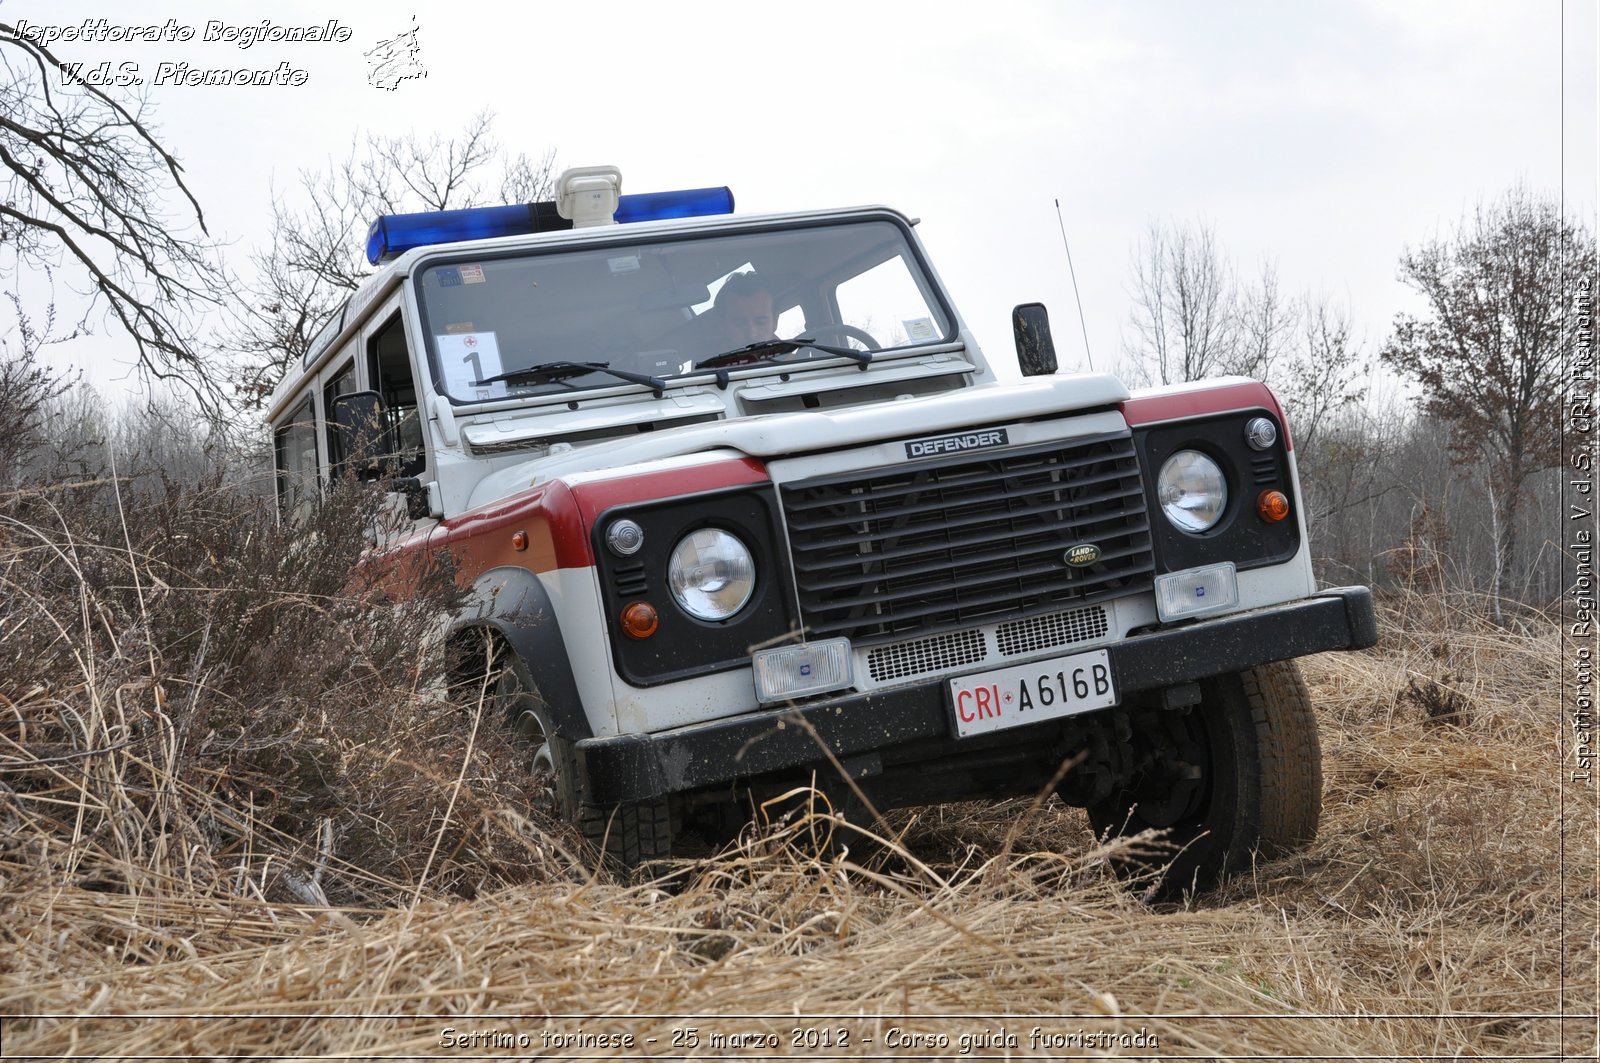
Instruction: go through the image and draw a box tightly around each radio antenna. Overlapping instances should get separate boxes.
[1054,198,1095,371]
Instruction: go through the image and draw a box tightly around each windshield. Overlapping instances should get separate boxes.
[415,218,952,403]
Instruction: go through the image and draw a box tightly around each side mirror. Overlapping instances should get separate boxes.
[330,390,387,479]
[391,477,433,521]
[1012,302,1058,377]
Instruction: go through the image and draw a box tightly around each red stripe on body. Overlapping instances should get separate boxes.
[417,457,769,583]
[569,457,769,524]
[429,478,589,576]
[1120,381,1293,451]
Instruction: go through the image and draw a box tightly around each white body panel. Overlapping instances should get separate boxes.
[264,189,1328,759]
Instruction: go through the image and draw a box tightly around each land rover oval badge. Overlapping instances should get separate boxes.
[1064,543,1101,567]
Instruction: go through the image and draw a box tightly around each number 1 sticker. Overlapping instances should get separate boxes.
[436,331,507,400]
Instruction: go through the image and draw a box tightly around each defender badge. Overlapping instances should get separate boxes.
[1064,543,1100,567]
[904,427,1009,459]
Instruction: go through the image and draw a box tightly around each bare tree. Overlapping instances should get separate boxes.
[0,23,225,404]
[1124,220,1244,385]
[1121,221,1368,455]
[1380,186,1596,608]
[0,290,75,489]
[226,112,555,407]
[1237,261,1295,381]
[1275,293,1368,453]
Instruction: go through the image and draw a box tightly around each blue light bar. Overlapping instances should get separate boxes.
[364,186,736,264]
[614,186,735,225]
[365,204,534,266]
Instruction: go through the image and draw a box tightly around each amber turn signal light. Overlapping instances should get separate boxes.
[620,601,659,639]
[511,530,529,551]
[1257,490,1290,524]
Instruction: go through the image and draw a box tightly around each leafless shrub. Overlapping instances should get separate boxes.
[1400,672,1471,728]
[0,367,573,909]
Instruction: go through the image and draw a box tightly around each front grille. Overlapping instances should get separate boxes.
[866,604,1111,684]
[782,431,1154,644]
[867,628,987,683]
[996,604,1110,656]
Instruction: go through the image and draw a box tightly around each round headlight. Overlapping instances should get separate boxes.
[668,528,756,621]
[1158,450,1228,533]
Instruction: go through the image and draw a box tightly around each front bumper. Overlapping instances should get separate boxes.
[577,585,1379,805]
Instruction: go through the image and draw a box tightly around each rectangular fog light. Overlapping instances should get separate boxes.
[752,638,853,703]
[1155,562,1239,621]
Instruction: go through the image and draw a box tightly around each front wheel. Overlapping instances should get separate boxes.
[492,652,673,874]
[1083,660,1321,896]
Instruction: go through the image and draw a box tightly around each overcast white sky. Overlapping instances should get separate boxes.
[4,0,1597,398]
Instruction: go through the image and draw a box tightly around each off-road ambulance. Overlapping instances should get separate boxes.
[267,166,1378,891]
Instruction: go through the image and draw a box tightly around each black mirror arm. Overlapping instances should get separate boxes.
[391,476,431,521]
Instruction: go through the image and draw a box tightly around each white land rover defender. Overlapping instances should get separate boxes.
[268,166,1378,891]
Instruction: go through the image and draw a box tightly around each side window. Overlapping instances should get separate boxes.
[273,397,317,522]
[322,359,358,471]
[366,314,425,478]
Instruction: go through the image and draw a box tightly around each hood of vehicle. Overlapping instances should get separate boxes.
[463,373,1130,511]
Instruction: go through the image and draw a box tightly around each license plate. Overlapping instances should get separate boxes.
[948,649,1117,738]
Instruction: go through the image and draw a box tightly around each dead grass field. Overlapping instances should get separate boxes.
[0,582,1593,1061]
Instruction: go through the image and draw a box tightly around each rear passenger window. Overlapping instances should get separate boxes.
[273,397,317,522]
[322,360,358,471]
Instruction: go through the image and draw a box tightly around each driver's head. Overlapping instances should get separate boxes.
[716,272,778,347]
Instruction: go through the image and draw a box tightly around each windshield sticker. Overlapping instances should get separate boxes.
[436,266,462,288]
[436,331,508,400]
[902,316,938,342]
[460,264,486,284]
[608,254,641,274]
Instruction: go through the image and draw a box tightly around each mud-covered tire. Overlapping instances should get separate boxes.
[492,653,673,874]
[578,800,674,872]
[1241,659,1322,852]
[1086,659,1321,895]
[493,655,582,818]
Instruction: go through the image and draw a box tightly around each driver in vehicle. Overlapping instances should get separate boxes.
[692,269,871,372]
[716,271,780,348]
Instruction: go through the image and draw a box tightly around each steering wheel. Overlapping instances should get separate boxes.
[806,323,881,351]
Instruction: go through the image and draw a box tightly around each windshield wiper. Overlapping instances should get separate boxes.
[476,360,666,395]
[692,337,873,372]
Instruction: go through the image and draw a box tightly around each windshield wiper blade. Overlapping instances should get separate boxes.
[795,337,874,364]
[692,339,801,371]
[476,359,666,394]
[692,337,872,372]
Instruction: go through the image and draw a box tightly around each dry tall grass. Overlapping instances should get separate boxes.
[0,456,1591,1063]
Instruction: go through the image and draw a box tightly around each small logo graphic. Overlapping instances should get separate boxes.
[1064,543,1100,567]
[367,16,427,91]
[904,427,1009,460]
